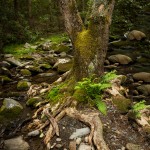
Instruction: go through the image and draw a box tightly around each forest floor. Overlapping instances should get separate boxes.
[0,34,150,150]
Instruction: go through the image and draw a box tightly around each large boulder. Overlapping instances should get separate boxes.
[108,54,132,65]
[4,136,30,150]
[133,72,150,83]
[0,98,23,119]
[124,30,146,41]
[137,84,150,96]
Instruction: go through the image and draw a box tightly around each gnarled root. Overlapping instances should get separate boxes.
[44,107,109,150]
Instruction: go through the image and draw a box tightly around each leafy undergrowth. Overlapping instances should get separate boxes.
[2,33,68,57]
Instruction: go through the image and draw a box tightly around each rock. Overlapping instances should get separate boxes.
[26,97,42,107]
[133,72,150,83]
[0,61,11,68]
[56,138,62,142]
[78,143,94,150]
[39,63,52,69]
[1,67,12,77]
[126,143,142,150]
[70,127,91,140]
[59,52,67,58]
[4,54,13,58]
[0,75,12,84]
[20,69,32,76]
[0,98,23,119]
[55,144,63,148]
[6,57,23,67]
[53,58,72,73]
[4,136,30,150]
[69,141,76,150]
[25,65,43,74]
[17,80,31,91]
[54,43,70,53]
[137,84,150,96]
[28,130,40,137]
[124,30,146,41]
[24,42,31,48]
[76,138,82,145]
[108,54,132,65]
[112,95,132,113]
[116,75,127,84]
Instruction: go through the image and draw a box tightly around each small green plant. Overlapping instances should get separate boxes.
[47,86,60,102]
[131,100,149,118]
[75,71,117,115]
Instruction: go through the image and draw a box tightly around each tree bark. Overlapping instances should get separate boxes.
[60,0,115,81]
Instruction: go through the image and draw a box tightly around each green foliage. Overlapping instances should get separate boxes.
[47,86,63,103]
[131,100,148,118]
[75,71,117,114]
[3,44,35,57]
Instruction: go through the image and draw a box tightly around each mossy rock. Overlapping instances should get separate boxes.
[0,98,23,119]
[73,89,86,102]
[39,64,52,69]
[50,42,57,50]
[26,97,42,107]
[20,69,32,76]
[112,95,132,113]
[17,80,31,91]
[54,44,70,53]
[0,75,12,84]
[25,65,43,74]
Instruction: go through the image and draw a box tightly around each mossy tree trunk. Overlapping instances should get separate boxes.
[60,0,115,81]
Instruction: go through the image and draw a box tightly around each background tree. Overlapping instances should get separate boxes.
[60,0,115,81]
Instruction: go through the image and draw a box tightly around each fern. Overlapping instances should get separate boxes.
[75,71,117,114]
[131,100,148,118]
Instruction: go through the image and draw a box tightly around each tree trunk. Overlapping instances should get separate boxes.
[60,0,115,81]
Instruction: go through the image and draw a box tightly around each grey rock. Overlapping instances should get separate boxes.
[4,136,30,150]
[0,61,11,68]
[70,127,91,140]
[6,57,23,67]
[0,98,23,118]
[24,43,31,49]
[4,54,13,58]
[28,130,40,137]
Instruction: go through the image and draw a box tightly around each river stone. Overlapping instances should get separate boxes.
[124,30,146,41]
[137,84,150,96]
[133,72,150,83]
[1,67,12,77]
[0,75,12,84]
[20,69,32,76]
[26,97,42,107]
[25,65,43,74]
[6,57,23,67]
[54,44,70,53]
[24,42,31,48]
[78,143,94,150]
[53,58,72,73]
[108,54,132,65]
[112,95,132,113]
[0,61,11,68]
[0,98,23,118]
[4,136,30,150]
[17,80,31,91]
[126,143,142,150]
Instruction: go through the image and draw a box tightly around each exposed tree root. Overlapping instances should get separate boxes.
[44,107,109,150]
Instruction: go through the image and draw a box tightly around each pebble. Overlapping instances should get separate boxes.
[56,138,62,142]
[55,144,63,148]
[27,130,40,137]
[76,138,82,145]
[84,136,89,143]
